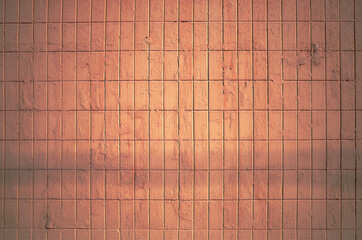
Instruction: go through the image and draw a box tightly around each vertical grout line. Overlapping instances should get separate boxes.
[45,0,49,238]
[147,0,151,238]
[295,0,299,236]
[307,18,311,240]
[221,0,225,239]
[162,0,166,237]
[89,0,93,238]
[60,0,63,239]
[104,0,107,238]
[1,0,4,239]
[281,0,284,238]
[177,0,180,238]
[31,0,35,238]
[206,1,209,239]
[310,0,314,237]
[236,0,240,236]
[16,1,20,238]
[353,0,357,238]
[338,0,342,238]
[266,0,270,238]
[354,0,357,237]
[192,0,195,239]
[251,0,255,238]
[324,0,328,237]
[133,0,136,238]
[162,0,166,238]
[118,0,122,235]
[75,0,79,237]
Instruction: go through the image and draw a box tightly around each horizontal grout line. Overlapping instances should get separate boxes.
[1,79,361,82]
[2,169,359,171]
[0,138,361,141]
[0,49,360,53]
[1,198,360,201]
[0,227,350,231]
[1,109,362,112]
[1,20,361,24]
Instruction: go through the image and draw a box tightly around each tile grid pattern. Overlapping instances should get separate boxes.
[0,0,362,239]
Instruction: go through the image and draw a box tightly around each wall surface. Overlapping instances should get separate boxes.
[1,0,362,239]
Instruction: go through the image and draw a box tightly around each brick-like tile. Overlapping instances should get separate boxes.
[0,0,361,238]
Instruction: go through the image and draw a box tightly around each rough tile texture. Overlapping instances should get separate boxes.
[0,0,362,239]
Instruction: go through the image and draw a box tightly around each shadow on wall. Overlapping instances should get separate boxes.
[1,143,362,231]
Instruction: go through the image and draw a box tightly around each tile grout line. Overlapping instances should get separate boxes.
[31,0,35,238]
[3,108,362,112]
[162,0,166,237]
[75,0,78,237]
[1,49,361,53]
[206,0,209,239]
[353,0,357,238]
[1,196,359,201]
[118,0,122,235]
[236,0,240,237]
[0,77,360,81]
[177,0,180,238]
[45,0,49,238]
[16,0,20,238]
[104,0,107,238]
[266,0,270,237]
[2,168,361,172]
[4,20,362,23]
[2,0,7,239]
[324,0,328,237]
[89,0,93,238]
[310,0,314,237]
[147,0,151,238]
[338,0,342,238]
[251,0,255,238]
[222,0,225,238]
[281,0,284,238]
[0,3,3,237]
[3,137,362,142]
[192,0,195,239]
[133,0,136,238]
[295,0,299,237]
[60,0,64,238]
